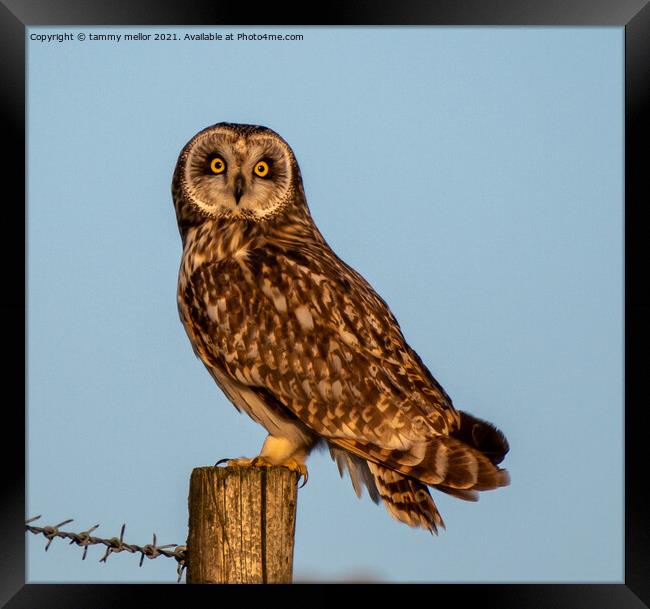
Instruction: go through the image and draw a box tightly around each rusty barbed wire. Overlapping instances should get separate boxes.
[25,515,187,582]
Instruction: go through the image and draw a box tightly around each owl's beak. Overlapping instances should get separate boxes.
[234,174,244,205]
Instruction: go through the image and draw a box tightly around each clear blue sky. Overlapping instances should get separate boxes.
[27,26,623,583]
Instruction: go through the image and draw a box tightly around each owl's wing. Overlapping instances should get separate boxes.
[185,243,458,444]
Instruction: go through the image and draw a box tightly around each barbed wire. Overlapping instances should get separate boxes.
[25,515,187,582]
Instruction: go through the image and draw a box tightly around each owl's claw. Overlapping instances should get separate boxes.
[217,457,259,468]
[275,458,308,487]
[216,456,274,468]
[250,456,275,468]
[214,456,308,486]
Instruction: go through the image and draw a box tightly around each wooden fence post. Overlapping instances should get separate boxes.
[186,466,298,583]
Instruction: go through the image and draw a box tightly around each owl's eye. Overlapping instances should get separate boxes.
[254,160,270,178]
[209,157,226,174]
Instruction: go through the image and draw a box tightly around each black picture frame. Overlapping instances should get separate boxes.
[3,1,648,606]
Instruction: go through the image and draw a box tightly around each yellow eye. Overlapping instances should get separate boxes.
[210,157,226,174]
[254,161,270,178]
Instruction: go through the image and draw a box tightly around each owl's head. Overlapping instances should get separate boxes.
[173,122,304,227]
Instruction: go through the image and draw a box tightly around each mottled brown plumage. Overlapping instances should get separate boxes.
[173,122,510,533]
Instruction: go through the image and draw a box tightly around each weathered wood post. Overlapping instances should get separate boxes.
[186,466,298,583]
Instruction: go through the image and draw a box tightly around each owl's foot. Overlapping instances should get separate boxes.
[214,456,308,487]
[273,458,308,488]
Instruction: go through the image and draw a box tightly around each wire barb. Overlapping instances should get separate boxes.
[25,515,187,582]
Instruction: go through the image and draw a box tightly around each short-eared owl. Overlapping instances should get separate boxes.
[173,122,509,532]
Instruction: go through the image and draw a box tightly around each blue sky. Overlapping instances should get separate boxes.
[27,26,623,582]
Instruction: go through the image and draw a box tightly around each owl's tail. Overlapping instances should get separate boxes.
[329,445,445,533]
[391,411,510,495]
[450,410,510,465]
[367,462,445,534]
[433,410,510,500]
[332,410,509,531]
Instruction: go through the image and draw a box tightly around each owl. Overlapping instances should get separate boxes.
[172,122,510,533]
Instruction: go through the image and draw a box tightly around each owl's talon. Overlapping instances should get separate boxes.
[297,469,309,488]
[250,456,275,468]
[276,459,308,487]
[223,455,308,485]
[215,457,260,468]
